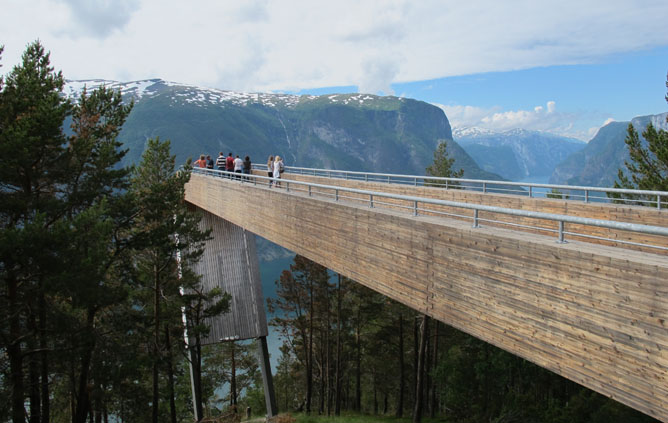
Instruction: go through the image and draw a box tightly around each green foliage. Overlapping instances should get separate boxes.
[426,140,464,179]
[0,42,229,423]
[269,255,657,423]
[547,188,569,200]
[609,75,668,206]
[425,140,464,188]
[0,41,136,423]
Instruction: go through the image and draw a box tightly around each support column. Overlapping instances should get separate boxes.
[257,336,278,418]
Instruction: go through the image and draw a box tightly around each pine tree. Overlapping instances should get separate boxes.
[0,41,72,423]
[267,255,329,414]
[130,137,211,423]
[610,74,668,205]
[0,41,136,423]
[425,140,463,187]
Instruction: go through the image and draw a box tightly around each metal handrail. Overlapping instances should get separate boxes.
[251,164,667,210]
[192,168,668,249]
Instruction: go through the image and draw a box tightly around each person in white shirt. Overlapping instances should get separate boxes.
[273,156,283,188]
[233,155,243,180]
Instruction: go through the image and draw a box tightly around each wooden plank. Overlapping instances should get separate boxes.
[186,174,668,421]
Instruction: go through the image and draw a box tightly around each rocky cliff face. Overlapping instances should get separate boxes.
[550,112,668,187]
[65,79,497,178]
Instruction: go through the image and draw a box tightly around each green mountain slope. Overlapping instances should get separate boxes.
[550,112,668,187]
[66,79,500,179]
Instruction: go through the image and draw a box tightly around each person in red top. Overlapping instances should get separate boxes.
[225,152,235,178]
[194,154,207,168]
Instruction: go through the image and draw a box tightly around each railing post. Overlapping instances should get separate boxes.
[414,177,418,186]
[286,182,289,192]
[585,190,589,203]
[472,209,479,228]
[387,175,391,184]
[557,221,567,243]
[345,172,348,180]
[445,180,449,190]
[308,185,312,197]
[369,194,374,208]
[365,173,368,182]
[658,195,662,210]
[483,182,487,193]
[328,171,331,178]
[335,189,339,201]
[529,186,533,198]
[413,201,418,216]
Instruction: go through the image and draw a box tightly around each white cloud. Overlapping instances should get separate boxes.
[2,0,668,93]
[56,0,140,38]
[436,101,609,141]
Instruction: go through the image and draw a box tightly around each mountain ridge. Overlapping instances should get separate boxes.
[64,79,501,180]
[549,112,668,187]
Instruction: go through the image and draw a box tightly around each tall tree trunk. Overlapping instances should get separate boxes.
[373,373,378,415]
[74,308,96,423]
[151,265,160,423]
[164,326,177,423]
[334,274,342,416]
[8,272,25,423]
[193,334,203,418]
[430,321,439,418]
[305,281,314,414]
[39,291,50,423]
[354,307,361,412]
[412,315,418,406]
[396,312,405,418]
[94,398,102,423]
[424,320,432,417]
[70,351,76,423]
[28,313,41,423]
[325,284,331,416]
[412,315,429,423]
[319,342,325,414]
[231,342,238,406]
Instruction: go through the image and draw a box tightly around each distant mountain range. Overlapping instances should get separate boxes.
[549,112,668,187]
[64,79,667,190]
[454,127,586,181]
[64,79,500,180]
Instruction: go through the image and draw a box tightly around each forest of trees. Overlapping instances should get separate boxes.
[0,42,234,423]
[264,255,657,423]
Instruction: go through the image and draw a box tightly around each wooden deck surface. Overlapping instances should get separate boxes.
[186,173,668,421]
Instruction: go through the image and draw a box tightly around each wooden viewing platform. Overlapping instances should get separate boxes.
[185,169,668,422]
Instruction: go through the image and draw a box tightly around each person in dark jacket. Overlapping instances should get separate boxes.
[242,156,252,180]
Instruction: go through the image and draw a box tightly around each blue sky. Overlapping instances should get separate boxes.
[295,46,668,140]
[2,0,668,140]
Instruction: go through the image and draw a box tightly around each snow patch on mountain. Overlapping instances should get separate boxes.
[64,79,317,109]
[64,79,161,101]
[452,126,497,138]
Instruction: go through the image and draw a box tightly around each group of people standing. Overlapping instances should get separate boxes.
[267,155,284,187]
[193,152,286,187]
[194,152,252,178]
